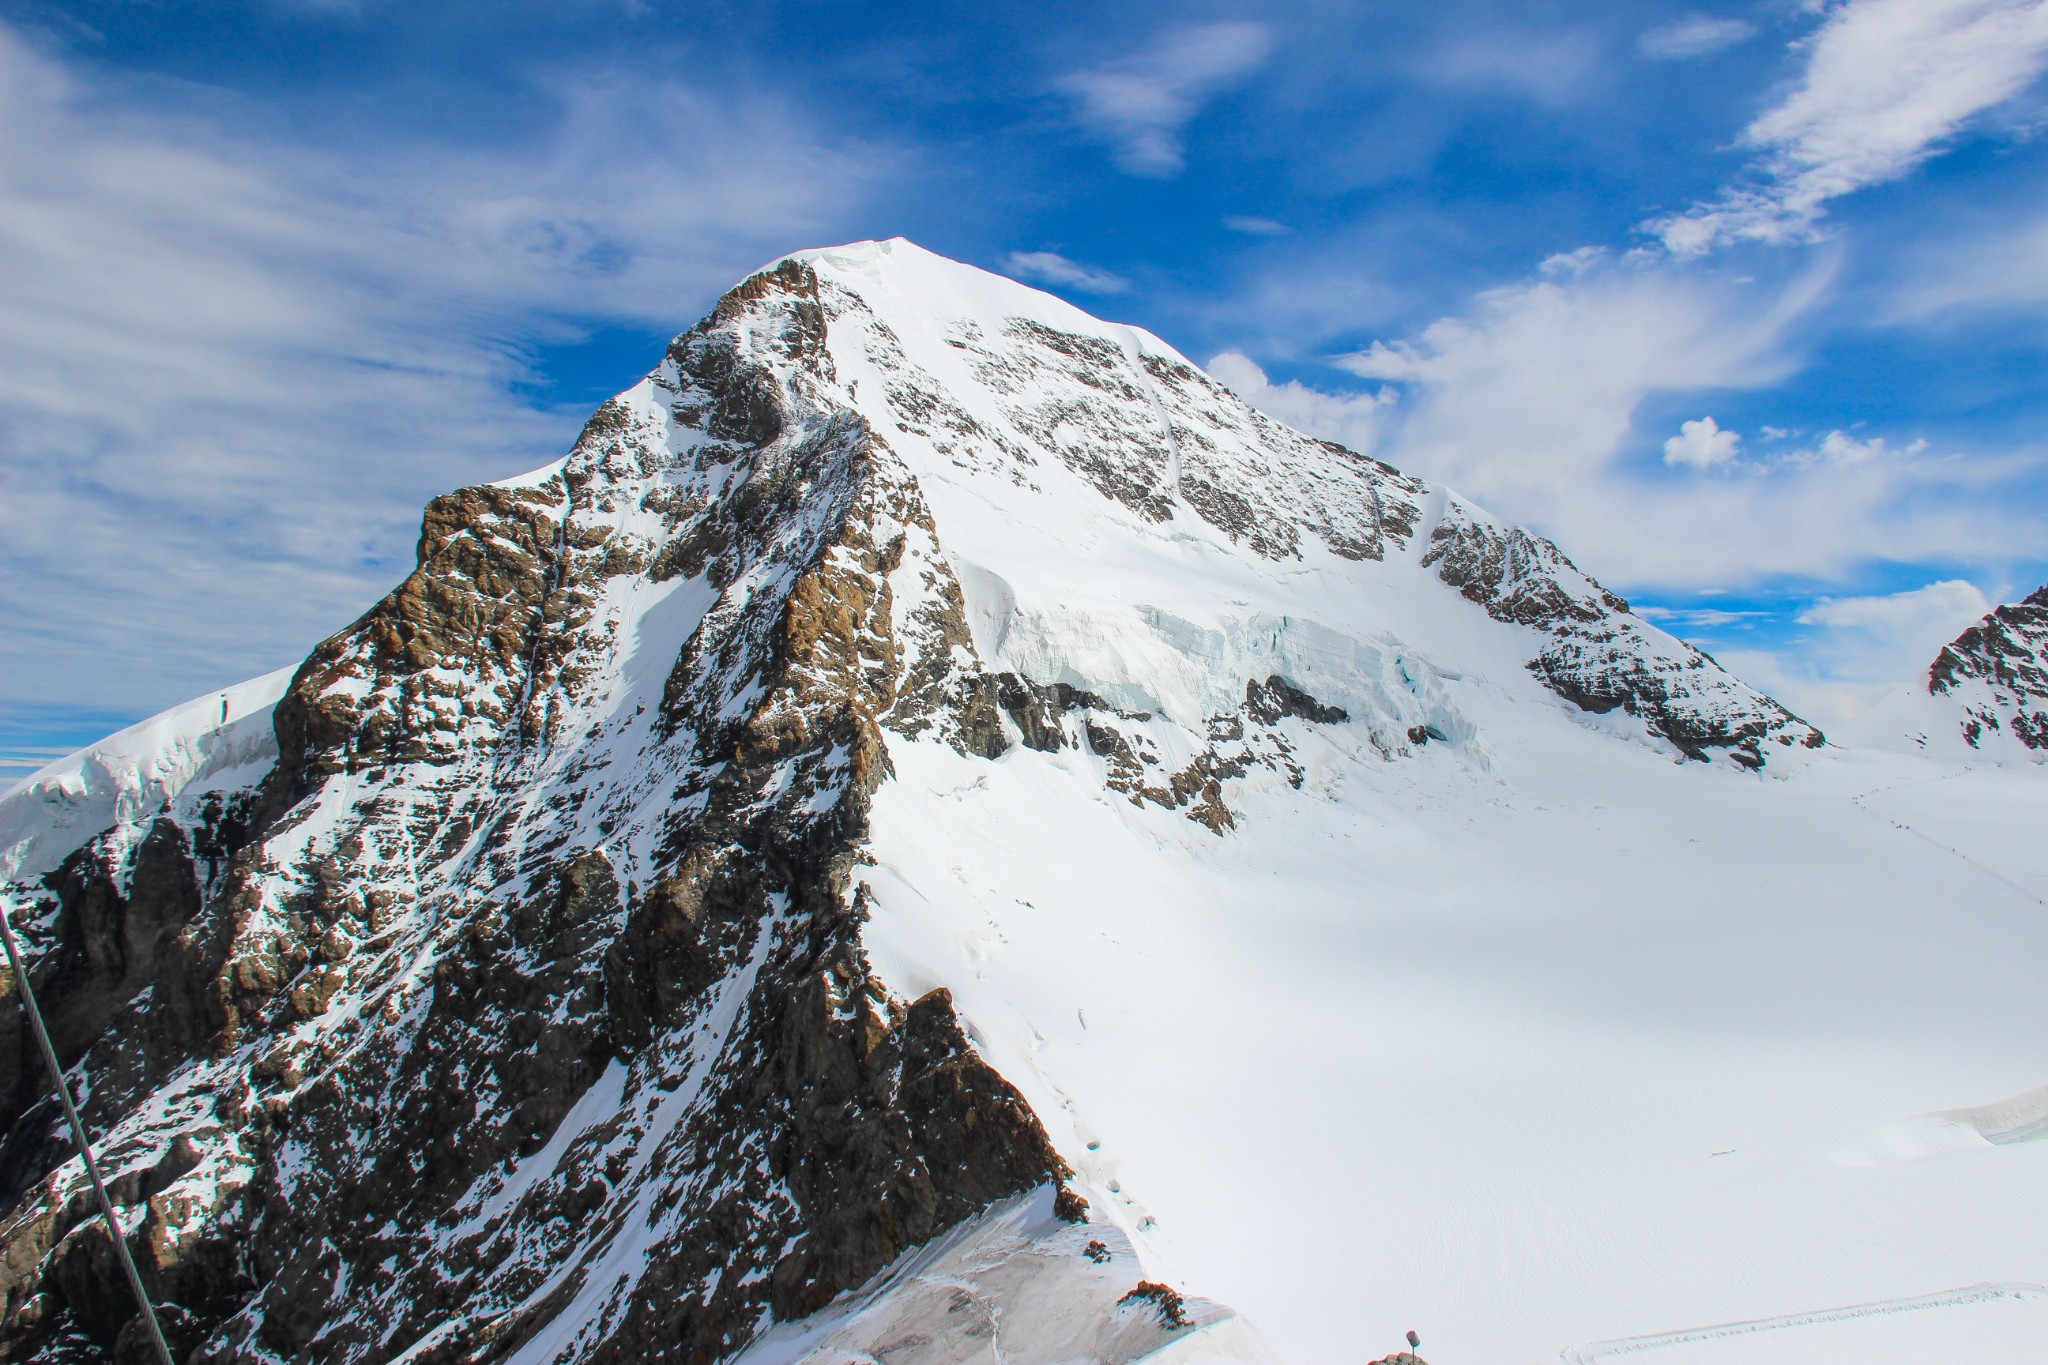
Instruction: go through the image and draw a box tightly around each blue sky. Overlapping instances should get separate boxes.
[4,0,2048,777]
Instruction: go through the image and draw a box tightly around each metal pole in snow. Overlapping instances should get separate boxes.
[0,901,178,1365]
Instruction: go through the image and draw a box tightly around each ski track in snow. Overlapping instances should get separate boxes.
[1849,769,2048,911]
[1559,1282,2048,1362]
[1849,769,2048,910]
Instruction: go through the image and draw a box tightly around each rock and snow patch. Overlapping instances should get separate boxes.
[732,1185,1281,1365]
[985,600,1472,751]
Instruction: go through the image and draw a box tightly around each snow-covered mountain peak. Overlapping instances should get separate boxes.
[702,236,1422,565]
[0,240,1859,1365]
[628,242,1818,776]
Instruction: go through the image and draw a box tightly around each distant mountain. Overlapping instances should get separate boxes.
[0,239,1904,1365]
[1857,583,2048,761]
[1930,585,2048,753]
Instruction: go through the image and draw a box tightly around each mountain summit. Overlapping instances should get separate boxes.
[12,241,2044,1365]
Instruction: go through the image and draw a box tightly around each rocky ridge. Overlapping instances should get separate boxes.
[0,239,1824,1364]
[1929,583,2048,753]
[1422,505,1820,768]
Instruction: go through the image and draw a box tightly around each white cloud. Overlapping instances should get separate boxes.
[1893,206,2048,317]
[1712,579,1995,726]
[1180,229,1408,360]
[1635,605,1766,627]
[1056,22,1274,175]
[1205,351,1396,457]
[1653,0,2048,255]
[1798,428,1927,464]
[1638,14,1758,61]
[1664,415,1743,467]
[1003,250,1132,294]
[1223,215,1292,236]
[1421,25,1608,107]
[1281,250,2047,590]
[1338,257,1822,507]
[1539,245,1610,278]
[0,23,889,719]
[1799,578,1992,635]
[1581,437,2038,590]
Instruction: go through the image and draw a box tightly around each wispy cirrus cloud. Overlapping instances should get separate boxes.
[1222,215,1291,236]
[1652,0,2048,255]
[1205,352,1396,458]
[0,22,891,720]
[1422,23,1609,107]
[1003,250,1132,294]
[1889,200,2048,318]
[1055,21,1274,175]
[1638,14,1757,61]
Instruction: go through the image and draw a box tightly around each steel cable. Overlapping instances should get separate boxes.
[0,901,177,1365]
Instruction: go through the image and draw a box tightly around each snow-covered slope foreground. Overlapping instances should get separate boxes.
[1,239,2041,1365]
[1856,584,2048,762]
[864,730,2048,1365]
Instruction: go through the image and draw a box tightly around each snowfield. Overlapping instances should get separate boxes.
[862,732,2048,1364]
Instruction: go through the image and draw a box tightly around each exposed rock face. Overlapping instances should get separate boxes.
[1423,503,1823,766]
[0,238,1824,1363]
[0,822,202,1198]
[963,671,1353,834]
[1928,584,2048,751]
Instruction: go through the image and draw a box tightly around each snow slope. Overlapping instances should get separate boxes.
[860,722,2048,1364]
